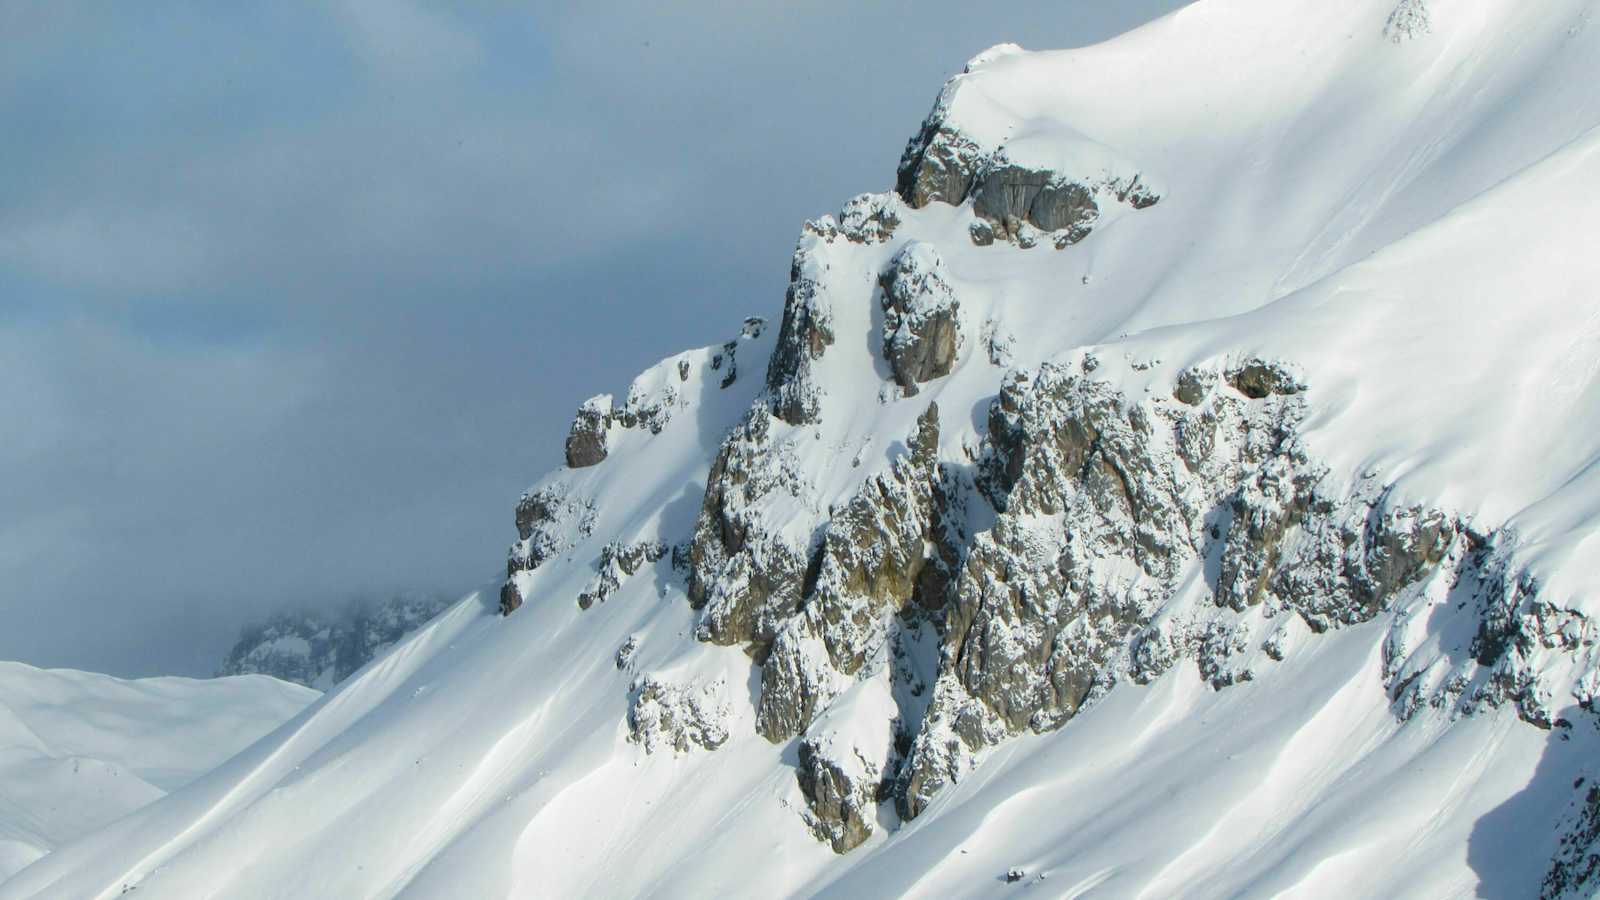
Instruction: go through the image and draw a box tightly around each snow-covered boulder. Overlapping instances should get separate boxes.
[564,394,613,468]
[626,675,732,755]
[880,242,961,393]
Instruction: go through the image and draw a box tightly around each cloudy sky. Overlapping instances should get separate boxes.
[0,1,1178,677]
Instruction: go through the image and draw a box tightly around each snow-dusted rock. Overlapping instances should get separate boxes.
[502,484,596,614]
[767,234,836,425]
[577,540,667,610]
[564,394,613,468]
[686,403,811,651]
[1384,0,1431,43]
[796,677,898,853]
[820,193,904,246]
[896,47,1160,249]
[880,243,961,393]
[756,404,957,741]
[626,675,732,755]
[1548,782,1600,898]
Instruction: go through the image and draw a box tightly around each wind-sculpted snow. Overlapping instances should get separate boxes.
[12,2,1600,897]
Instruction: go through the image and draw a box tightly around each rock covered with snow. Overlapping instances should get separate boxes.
[1384,0,1431,42]
[501,484,596,614]
[756,404,956,743]
[896,45,1160,250]
[686,402,811,651]
[564,395,613,468]
[626,675,732,755]
[577,540,668,610]
[796,677,898,852]
[1548,781,1600,898]
[879,242,962,393]
[767,232,838,425]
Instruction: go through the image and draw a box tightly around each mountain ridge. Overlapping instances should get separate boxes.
[8,1,1600,896]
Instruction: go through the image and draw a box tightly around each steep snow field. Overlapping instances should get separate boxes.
[8,0,1600,896]
[0,662,315,881]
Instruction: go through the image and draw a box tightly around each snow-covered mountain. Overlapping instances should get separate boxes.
[218,594,455,690]
[0,662,315,882]
[9,0,1600,896]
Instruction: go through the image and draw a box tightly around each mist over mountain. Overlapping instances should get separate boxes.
[218,593,456,689]
[0,1,1184,681]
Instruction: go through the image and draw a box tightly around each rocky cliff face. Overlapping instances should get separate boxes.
[506,299,1599,860]
[489,31,1600,889]
[674,331,1582,841]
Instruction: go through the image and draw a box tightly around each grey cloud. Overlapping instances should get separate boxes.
[0,1,1183,677]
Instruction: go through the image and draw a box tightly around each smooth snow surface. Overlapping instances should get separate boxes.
[8,0,1600,896]
[0,662,315,882]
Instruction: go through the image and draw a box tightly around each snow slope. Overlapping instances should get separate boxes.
[8,0,1600,896]
[0,662,315,882]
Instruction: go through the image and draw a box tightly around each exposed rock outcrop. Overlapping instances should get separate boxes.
[756,404,960,743]
[488,54,1600,874]
[896,113,984,210]
[969,157,1157,248]
[564,395,613,468]
[895,50,1160,249]
[502,485,596,614]
[615,635,639,672]
[767,193,916,426]
[1226,358,1305,399]
[795,678,898,853]
[679,345,1581,843]
[686,403,812,652]
[767,235,835,425]
[520,287,1595,860]
[805,193,902,246]
[626,675,732,755]
[879,242,961,394]
[578,540,668,610]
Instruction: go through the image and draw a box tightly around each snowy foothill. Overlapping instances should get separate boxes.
[0,662,316,881]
